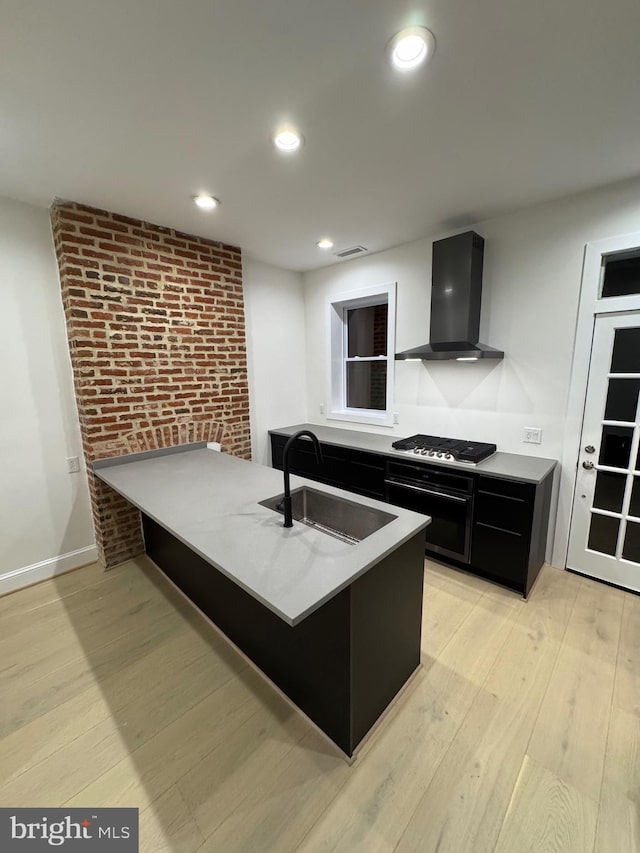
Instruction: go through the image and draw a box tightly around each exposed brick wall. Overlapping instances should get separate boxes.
[51,201,251,567]
[372,303,388,357]
[371,303,388,409]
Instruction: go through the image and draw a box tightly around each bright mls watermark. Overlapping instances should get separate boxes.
[0,809,138,851]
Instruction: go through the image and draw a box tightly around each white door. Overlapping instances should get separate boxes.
[567,312,640,591]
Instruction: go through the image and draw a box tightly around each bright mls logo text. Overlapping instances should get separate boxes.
[0,808,138,851]
[10,814,132,846]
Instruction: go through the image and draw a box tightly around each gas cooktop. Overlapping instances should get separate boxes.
[391,434,497,464]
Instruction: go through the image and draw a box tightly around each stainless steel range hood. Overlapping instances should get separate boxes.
[396,230,504,362]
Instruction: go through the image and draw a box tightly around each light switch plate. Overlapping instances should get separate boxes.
[66,456,81,473]
[523,427,542,444]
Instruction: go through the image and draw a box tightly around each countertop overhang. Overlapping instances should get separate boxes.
[94,446,429,626]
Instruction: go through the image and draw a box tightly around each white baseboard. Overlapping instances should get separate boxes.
[0,545,99,597]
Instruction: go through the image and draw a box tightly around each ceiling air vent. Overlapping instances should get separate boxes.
[333,245,368,259]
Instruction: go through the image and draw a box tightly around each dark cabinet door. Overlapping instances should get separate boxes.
[475,477,535,533]
[271,434,322,476]
[270,434,321,478]
[270,435,384,496]
[471,475,535,592]
[341,449,386,498]
[471,522,528,587]
[287,444,330,482]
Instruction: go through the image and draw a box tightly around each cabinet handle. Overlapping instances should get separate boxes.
[384,479,468,503]
[477,489,525,503]
[476,521,522,537]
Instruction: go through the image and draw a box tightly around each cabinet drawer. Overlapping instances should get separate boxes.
[318,445,348,484]
[344,450,386,498]
[474,477,534,535]
[291,445,322,477]
[289,444,343,485]
[471,521,528,588]
[476,475,533,502]
[474,490,530,534]
[270,435,345,486]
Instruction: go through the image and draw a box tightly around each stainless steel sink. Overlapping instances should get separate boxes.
[259,486,396,544]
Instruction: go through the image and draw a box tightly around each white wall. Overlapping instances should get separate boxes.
[0,196,96,593]
[302,176,640,566]
[243,256,307,465]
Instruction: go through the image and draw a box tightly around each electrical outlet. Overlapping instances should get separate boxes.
[523,427,542,444]
[393,412,400,425]
[66,456,81,473]
[319,403,325,415]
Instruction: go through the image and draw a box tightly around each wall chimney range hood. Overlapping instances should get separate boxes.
[396,230,504,362]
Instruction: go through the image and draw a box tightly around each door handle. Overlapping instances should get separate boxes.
[582,460,594,470]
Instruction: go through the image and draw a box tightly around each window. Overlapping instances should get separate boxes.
[601,248,640,298]
[328,282,396,426]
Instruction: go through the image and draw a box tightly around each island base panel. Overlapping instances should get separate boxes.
[350,532,424,748]
[142,515,424,756]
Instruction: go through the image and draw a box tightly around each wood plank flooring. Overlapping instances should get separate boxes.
[0,556,637,852]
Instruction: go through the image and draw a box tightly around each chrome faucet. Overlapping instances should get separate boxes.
[281,430,324,528]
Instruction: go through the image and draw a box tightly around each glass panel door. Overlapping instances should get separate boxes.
[568,314,640,591]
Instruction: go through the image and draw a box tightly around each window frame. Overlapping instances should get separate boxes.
[327,282,396,427]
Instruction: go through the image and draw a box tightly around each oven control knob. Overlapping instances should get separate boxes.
[437,452,444,458]
[421,449,429,455]
[445,453,453,460]
[428,450,435,456]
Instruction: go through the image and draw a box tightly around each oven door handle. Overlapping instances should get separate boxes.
[384,478,469,503]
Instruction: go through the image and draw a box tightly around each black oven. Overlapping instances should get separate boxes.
[385,460,474,563]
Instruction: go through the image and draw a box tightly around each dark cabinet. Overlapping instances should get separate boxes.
[270,433,345,487]
[269,431,554,598]
[472,521,529,590]
[270,434,385,498]
[471,474,553,597]
[338,449,386,498]
[473,478,532,533]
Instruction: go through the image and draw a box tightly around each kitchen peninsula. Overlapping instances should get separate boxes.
[94,444,429,757]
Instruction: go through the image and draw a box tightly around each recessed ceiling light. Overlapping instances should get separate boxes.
[387,26,435,72]
[272,128,304,153]
[193,194,220,210]
[317,238,334,250]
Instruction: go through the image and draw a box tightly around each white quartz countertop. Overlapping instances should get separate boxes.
[94,446,429,626]
[270,424,557,484]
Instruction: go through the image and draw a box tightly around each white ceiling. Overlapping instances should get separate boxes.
[2,0,640,271]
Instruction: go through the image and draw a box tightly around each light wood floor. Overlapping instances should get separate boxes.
[1,556,638,852]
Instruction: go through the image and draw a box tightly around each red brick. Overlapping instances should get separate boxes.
[58,210,96,225]
[96,218,130,233]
